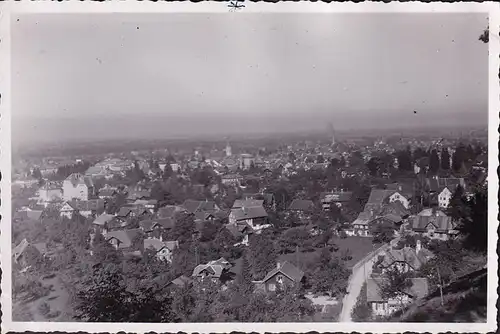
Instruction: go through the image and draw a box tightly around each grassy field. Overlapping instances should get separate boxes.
[12,273,72,322]
[278,236,377,271]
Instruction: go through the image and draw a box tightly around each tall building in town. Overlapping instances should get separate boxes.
[225,140,232,157]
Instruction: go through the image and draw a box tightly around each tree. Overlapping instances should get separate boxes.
[32,167,42,180]
[311,252,350,297]
[75,264,135,322]
[369,220,395,244]
[457,186,487,254]
[429,149,440,174]
[378,266,413,309]
[248,232,277,280]
[446,185,467,222]
[171,212,195,244]
[235,253,254,295]
[316,155,325,163]
[351,283,372,322]
[440,148,451,170]
[452,143,467,173]
[396,149,412,172]
[366,157,382,176]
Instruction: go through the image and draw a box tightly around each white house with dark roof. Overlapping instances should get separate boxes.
[63,173,94,201]
[143,238,179,263]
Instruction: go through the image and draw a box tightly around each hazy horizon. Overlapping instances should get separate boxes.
[12,13,489,145]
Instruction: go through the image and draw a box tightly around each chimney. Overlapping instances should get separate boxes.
[277,261,282,270]
[416,239,422,254]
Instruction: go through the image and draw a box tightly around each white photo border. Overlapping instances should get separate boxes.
[0,1,498,333]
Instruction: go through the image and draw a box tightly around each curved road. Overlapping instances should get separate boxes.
[339,240,397,322]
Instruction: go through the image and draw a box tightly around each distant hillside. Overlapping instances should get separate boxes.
[389,268,487,322]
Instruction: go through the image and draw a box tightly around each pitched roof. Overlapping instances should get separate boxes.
[65,173,94,188]
[352,210,374,226]
[379,247,432,270]
[93,213,115,226]
[383,213,403,224]
[105,229,142,249]
[13,239,30,261]
[288,199,315,212]
[192,257,232,278]
[144,238,179,252]
[26,210,43,221]
[366,189,394,206]
[412,215,454,233]
[155,217,175,229]
[232,199,264,209]
[230,206,268,221]
[261,261,304,283]
[116,207,134,217]
[427,177,465,192]
[367,277,429,302]
[182,200,217,214]
[383,201,410,218]
[68,199,105,211]
[168,275,193,288]
[418,208,447,217]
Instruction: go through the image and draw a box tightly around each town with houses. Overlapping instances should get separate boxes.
[11,128,488,322]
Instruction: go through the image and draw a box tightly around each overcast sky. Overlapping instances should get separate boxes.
[12,13,489,144]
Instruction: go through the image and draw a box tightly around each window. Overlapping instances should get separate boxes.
[276,275,284,285]
[268,283,276,291]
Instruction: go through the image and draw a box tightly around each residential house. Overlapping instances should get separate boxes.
[386,183,413,209]
[192,257,233,283]
[98,187,117,199]
[374,242,433,274]
[367,277,429,317]
[143,238,179,263]
[412,213,457,240]
[60,199,105,218]
[321,191,353,210]
[38,183,63,205]
[165,275,193,291]
[229,206,269,230]
[126,189,151,203]
[132,199,158,212]
[15,209,45,222]
[381,201,410,220]
[287,199,315,219]
[232,199,265,209]
[139,217,175,239]
[436,186,453,209]
[253,261,304,293]
[182,200,220,214]
[221,174,242,186]
[426,176,465,194]
[63,173,93,201]
[351,211,374,237]
[105,228,143,251]
[13,239,46,269]
[116,206,150,221]
[225,223,254,246]
[92,213,116,235]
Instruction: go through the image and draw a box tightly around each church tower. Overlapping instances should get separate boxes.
[225,139,232,157]
[328,122,336,146]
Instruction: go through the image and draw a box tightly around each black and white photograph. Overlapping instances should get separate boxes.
[1,2,498,332]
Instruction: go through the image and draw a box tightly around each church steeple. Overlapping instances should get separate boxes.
[225,138,232,157]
